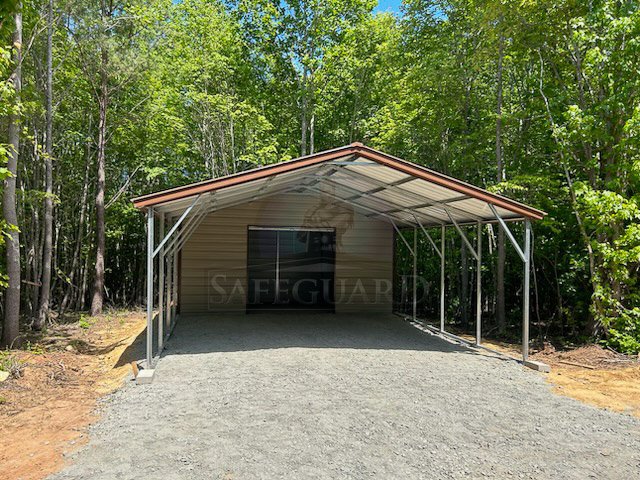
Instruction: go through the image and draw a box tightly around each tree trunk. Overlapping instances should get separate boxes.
[25,139,41,317]
[309,112,315,154]
[300,68,308,156]
[36,0,55,330]
[229,115,236,173]
[60,136,91,314]
[538,52,602,335]
[90,44,108,316]
[495,32,506,334]
[2,7,23,348]
[78,237,91,310]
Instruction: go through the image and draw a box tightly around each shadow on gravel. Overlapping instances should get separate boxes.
[157,313,481,356]
[114,329,146,368]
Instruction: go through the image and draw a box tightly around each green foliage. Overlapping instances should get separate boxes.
[2,0,639,353]
[574,183,640,351]
[76,312,94,330]
[374,0,639,351]
[24,341,46,355]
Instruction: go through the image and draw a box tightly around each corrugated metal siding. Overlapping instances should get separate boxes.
[180,193,393,313]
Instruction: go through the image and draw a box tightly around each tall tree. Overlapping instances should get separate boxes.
[35,0,55,329]
[89,6,108,316]
[2,3,22,347]
[68,0,141,315]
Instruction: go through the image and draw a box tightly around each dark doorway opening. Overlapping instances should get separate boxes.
[247,227,336,312]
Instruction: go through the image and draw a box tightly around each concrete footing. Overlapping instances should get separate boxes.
[524,360,551,373]
[136,369,155,384]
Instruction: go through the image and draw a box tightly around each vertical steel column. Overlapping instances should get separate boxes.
[413,227,417,321]
[146,208,154,368]
[476,222,482,345]
[275,231,280,303]
[165,233,172,337]
[440,225,445,332]
[522,219,532,361]
[158,213,165,351]
[171,249,178,327]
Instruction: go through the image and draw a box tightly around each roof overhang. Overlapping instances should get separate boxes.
[132,143,546,227]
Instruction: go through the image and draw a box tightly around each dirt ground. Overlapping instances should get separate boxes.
[0,310,146,480]
[457,333,640,418]
[534,344,640,418]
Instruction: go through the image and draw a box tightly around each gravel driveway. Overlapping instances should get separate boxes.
[50,314,640,479]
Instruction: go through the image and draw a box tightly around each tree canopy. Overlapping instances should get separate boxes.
[1,0,639,352]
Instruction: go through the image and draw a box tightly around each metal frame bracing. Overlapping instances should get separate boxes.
[141,145,540,368]
[407,212,532,361]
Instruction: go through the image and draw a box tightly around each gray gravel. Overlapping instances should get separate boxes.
[50,314,640,480]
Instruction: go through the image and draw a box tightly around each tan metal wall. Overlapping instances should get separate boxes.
[180,193,393,313]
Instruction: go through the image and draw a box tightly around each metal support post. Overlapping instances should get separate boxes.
[413,227,417,321]
[476,222,482,346]
[172,250,178,327]
[158,213,165,351]
[146,208,154,368]
[488,204,533,361]
[440,225,445,332]
[165,230,172,337]
[523,219,532,361]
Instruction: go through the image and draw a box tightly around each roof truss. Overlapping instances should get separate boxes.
[133,143,545,227]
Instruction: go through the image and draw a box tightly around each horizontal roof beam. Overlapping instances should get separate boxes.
[133,144,545,221]
[344,176,415,201]
[380,194,470,214]
[304,175,445,226]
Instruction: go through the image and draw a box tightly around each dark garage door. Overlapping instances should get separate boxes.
[247,227,336,312]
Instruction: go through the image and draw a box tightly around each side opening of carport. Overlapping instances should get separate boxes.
[133,143,545,372]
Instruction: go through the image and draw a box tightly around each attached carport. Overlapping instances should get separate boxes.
[132,143,545,374]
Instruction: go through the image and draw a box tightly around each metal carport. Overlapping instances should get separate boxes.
[132,143,545,373]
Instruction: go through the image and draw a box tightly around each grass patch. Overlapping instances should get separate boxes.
[0,351,25,378]
[24,341,46,355]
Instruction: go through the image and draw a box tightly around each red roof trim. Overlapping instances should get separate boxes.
[132,144,546,220]
[131,145,356,209]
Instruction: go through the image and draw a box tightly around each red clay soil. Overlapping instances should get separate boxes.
[0,311,146,480]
